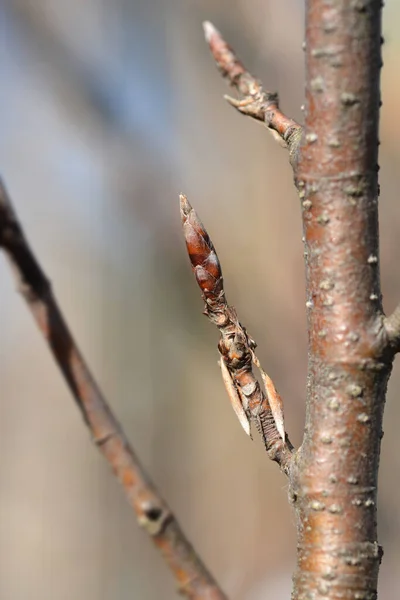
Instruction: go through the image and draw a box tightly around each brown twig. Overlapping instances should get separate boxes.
[203,21,303,168]
[180,194,293,475]
[0,180,227,600]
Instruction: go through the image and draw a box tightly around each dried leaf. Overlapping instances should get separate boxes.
[258,365,285,441]
[219,355,251,437]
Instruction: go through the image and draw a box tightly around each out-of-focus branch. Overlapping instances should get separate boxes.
[180,194,293,476]
[0,180,227,600]
[383,305,400,353]
[203,21,303,169]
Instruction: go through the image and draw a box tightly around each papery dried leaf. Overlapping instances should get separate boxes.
[258,366,285,441]
[219,355,251,437]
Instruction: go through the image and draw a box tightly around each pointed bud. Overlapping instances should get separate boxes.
[180,194,224,302]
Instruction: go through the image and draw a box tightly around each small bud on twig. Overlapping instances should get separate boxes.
[180,194,293,472]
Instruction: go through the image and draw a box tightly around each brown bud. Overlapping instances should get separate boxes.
[180,194,224,303]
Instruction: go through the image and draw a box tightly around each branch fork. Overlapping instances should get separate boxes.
[203,21,303,166]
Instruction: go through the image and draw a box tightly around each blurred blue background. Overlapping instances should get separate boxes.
[0,1,400,598]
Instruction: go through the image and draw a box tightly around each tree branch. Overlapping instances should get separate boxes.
[0,179,227,600]
[203,21,303,168]
[291,3,390,599]
[180,194,293,475]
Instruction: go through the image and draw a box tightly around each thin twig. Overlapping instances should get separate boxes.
[180,194,293,475]
[203,21,303,168]
[0,180,227,600]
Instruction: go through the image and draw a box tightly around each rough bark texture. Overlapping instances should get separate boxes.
[291,2,390,599]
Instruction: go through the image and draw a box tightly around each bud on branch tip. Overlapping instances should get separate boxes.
[180,194,291,466]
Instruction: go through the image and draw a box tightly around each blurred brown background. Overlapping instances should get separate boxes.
[0,1,399,598]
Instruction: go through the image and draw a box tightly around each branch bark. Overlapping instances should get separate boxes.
[203,8,395,599]
[0,180,227,600]
[291,3,389,597]
[203,21,303,169]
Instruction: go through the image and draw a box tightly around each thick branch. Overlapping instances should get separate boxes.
[203,21,303,168]
[292,2,391,599]
[0,180,227,600]
[383,304,400,353]
[180,194,293,475]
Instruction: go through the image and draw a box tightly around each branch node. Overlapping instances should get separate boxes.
[139,504,172,536]
[93,431,118,447]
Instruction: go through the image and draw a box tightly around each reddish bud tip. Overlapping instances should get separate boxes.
[179,194,224,302]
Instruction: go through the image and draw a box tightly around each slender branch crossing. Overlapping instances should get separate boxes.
[0,180,227,600]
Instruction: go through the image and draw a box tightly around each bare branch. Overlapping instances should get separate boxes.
[291,3,390,599]
[0,180,227,600]
[203,21,302,168]
[180,194,293,475]
[383,305,400,353]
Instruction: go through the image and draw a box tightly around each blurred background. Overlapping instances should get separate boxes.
[0,1,399,598]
